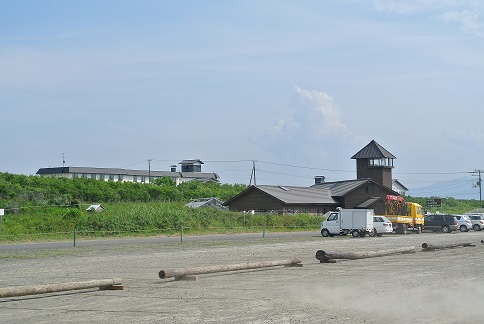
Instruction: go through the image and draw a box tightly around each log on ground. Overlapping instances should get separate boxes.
[0,278,123,298]
[421,242,475,250]
[159,258,302,280]
[316,246,416,263]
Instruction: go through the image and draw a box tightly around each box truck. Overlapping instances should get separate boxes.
[320,208,374,238]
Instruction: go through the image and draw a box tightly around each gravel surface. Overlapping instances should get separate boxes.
[1,230,484,323]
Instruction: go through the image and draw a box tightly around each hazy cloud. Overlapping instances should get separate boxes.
[440,10,483,36]
[293,86,351,137]
[251,86,356,165]
[372,0,484,35]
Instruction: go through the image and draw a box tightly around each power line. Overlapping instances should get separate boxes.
[393,171,471,175]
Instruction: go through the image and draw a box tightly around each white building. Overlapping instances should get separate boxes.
[392,179,408,195]
[36,159,219,185]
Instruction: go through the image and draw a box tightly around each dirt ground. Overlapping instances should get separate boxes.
[1,230,484,324]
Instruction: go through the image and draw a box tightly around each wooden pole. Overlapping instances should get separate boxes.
[422,242,475,250]
[0,278,123,298]
[316,246,416,263]
[159,259,302,280]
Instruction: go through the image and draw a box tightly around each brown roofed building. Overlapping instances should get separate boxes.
[224,140,401,215]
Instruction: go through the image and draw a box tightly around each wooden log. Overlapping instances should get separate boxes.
[159,259,302,280]
[316,246,415,263]
[0,278,123,298]
[422,242,475,250]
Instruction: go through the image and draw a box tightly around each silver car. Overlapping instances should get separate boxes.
[371,216,393,237]
[453,214,473,232]
[466,214,484,231]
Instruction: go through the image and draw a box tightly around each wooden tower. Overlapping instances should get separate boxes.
[351,140,395,189]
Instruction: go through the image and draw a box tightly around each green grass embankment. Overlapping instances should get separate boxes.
[0,202,322,243]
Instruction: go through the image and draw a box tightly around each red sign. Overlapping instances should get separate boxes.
[386,195,404,202]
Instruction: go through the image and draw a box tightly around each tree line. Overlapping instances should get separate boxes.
[0,172,247,213]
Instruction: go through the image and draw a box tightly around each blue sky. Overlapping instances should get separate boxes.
[1,0,484,198]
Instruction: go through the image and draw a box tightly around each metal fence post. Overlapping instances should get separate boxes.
[73,228,77,247]
[180,226,183,242]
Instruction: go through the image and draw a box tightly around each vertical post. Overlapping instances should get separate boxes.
[470,169,483,208]
[479,170,482,208]
[0,208,4,233]
[148,159,152,184]
[180,226,183,242]
[262,224,265,238]
[73,228,77,247]
[252,160,256,185]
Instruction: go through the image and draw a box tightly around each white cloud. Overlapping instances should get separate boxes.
[251,86,357,165]
[372,1,481,14]
[372,0,484,36]
[447,128,484,146]
[440,10,483,35]
[293,86,351,137]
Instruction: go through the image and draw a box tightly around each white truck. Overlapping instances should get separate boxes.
[320,208,374,238]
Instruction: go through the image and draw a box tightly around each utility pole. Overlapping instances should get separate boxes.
[249,160,256,186]
[148,159,152,184]
[62,153,66,167]
[470,169,483,208]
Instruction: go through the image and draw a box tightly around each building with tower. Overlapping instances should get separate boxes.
[224,140,401,215]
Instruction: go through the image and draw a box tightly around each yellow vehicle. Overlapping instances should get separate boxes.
[383,195,424,234]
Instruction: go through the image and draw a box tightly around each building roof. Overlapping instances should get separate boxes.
[179,159,204,165]
[86,204,105,212]
[355,197,382,208]
[252,185,337,204]
[351,140,396,160]
[185,197,227,209]
[392,179,409,191]
[310,178,374,197]
[180,172,219,180]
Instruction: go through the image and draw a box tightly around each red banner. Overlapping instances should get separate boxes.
[386,195,403,202]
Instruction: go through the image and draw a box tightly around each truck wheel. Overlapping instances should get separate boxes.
[359,231,366,237]
[351,230,360,238]
[441,225,450,233]
[321,229,330,237]
[396,223,407,234]
[369,228,376,237]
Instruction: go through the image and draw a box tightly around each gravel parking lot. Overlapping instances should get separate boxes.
[1,230,484,323]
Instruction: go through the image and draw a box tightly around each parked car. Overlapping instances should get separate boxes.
[423,214,458,233]
[466,214,484,231]
[371,216,393,237]
[453,214,473,232]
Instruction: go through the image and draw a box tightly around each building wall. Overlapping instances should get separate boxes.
[356,159,393,188]
[227,189,285,212]
[342,184,393,215]
[226,189,337,215]
[282,204,335,215]
[40,172,180,184]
